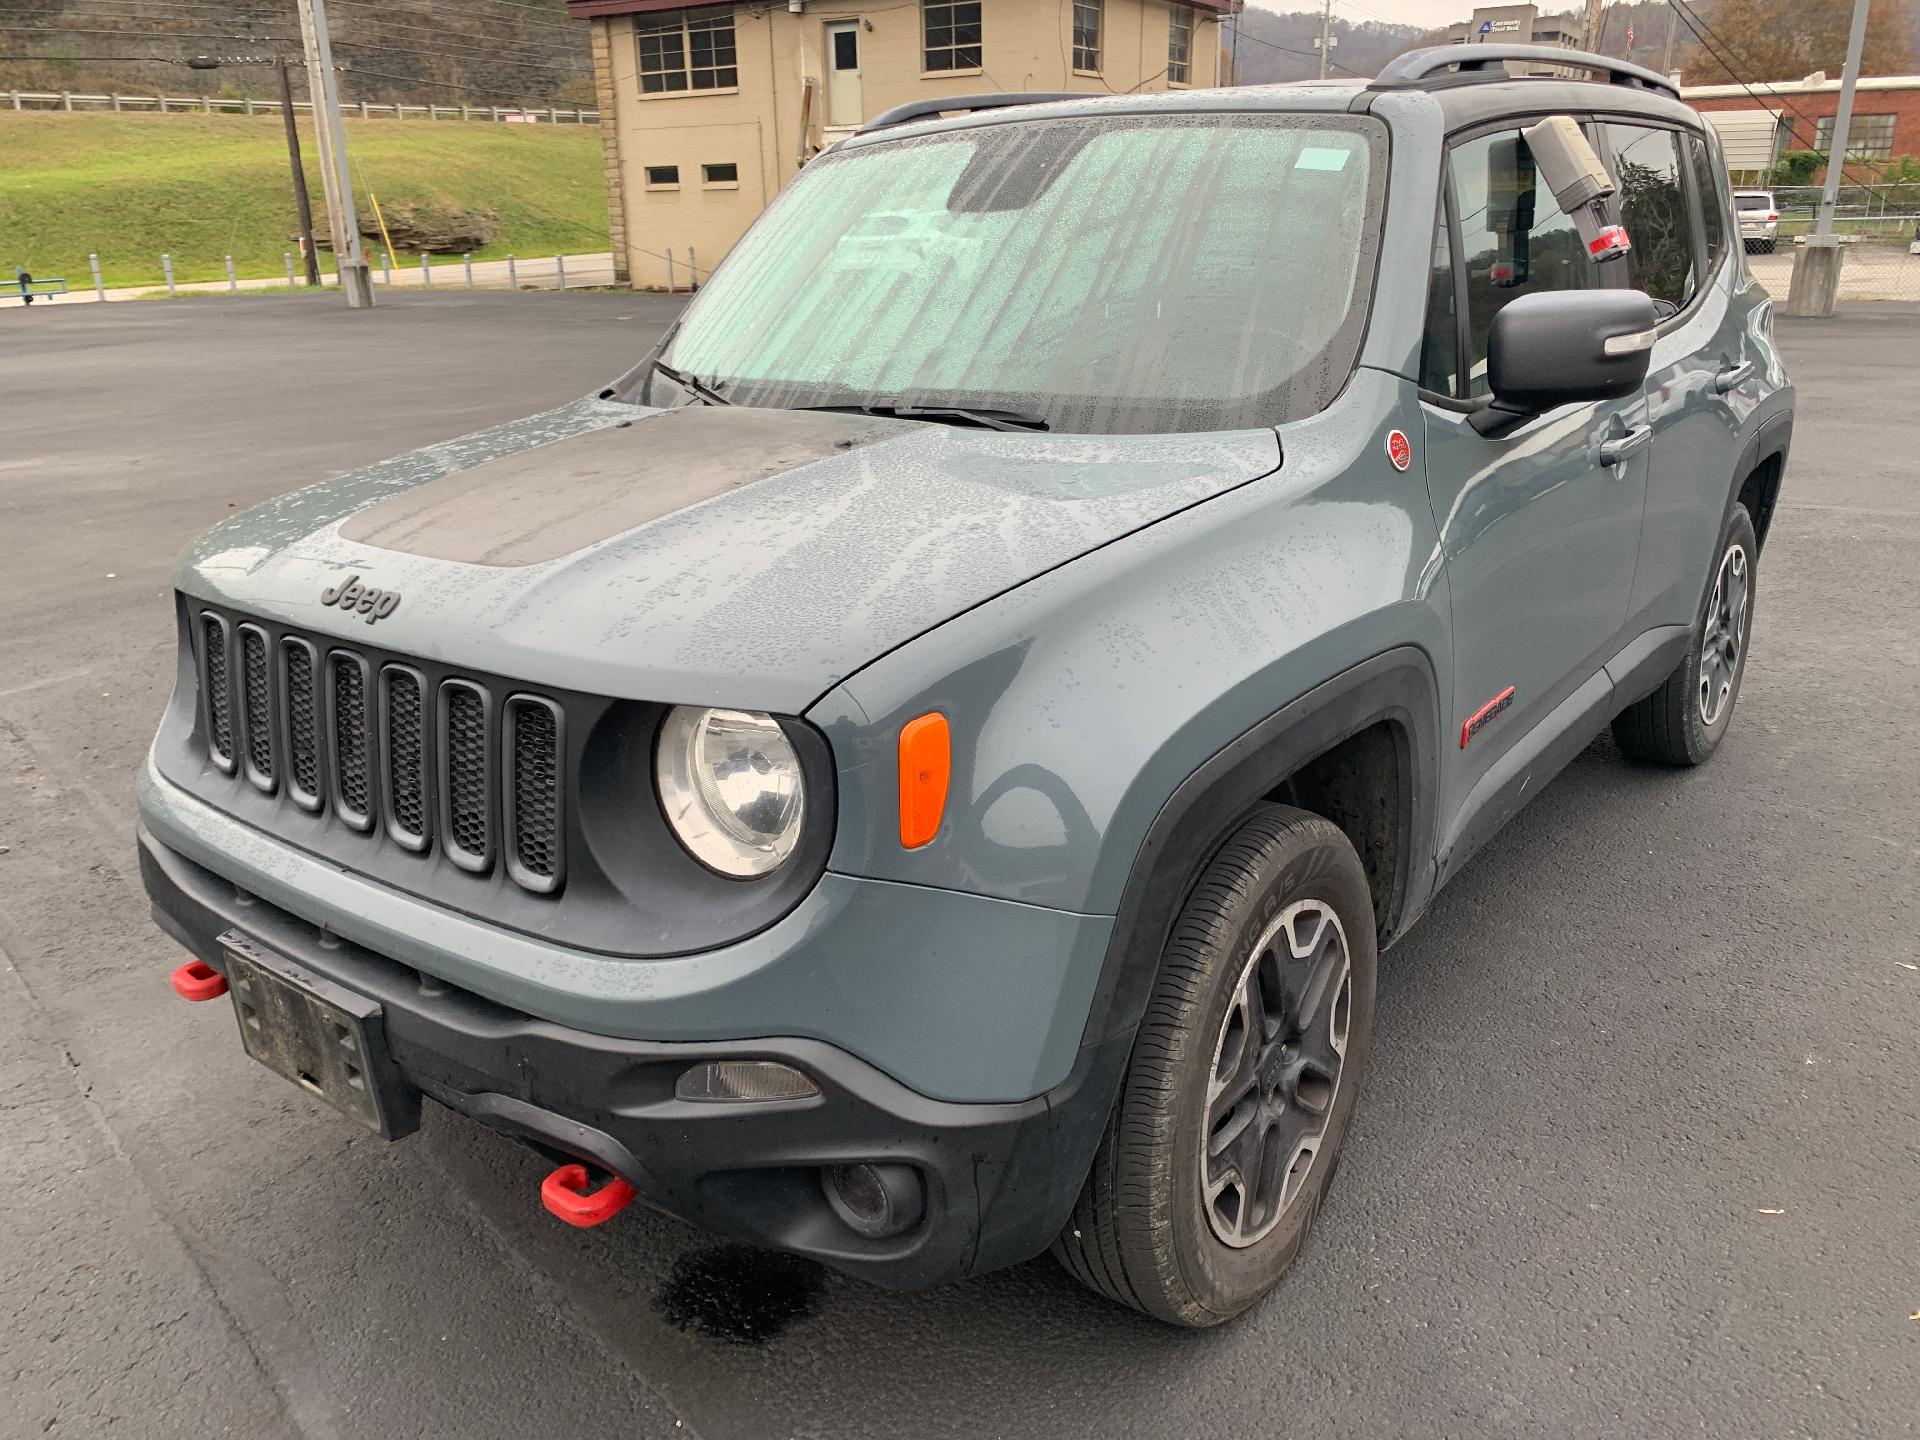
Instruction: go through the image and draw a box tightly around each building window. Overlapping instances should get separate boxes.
[635,10,738,94]
[645,165,681,189]
[924,1,982,72]
[702,162,739,186]
[1167,5,1193,85]
[1073,0,1102,72]
[1813,113,1895,161]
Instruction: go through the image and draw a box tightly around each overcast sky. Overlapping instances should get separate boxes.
[1251,0,1490,27]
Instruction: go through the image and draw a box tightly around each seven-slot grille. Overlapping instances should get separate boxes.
[194,609,564,894]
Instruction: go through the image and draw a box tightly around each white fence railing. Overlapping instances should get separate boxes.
[6,90,597,123]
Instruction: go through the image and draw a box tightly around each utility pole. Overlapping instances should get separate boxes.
[295,0,373,307]
[1661,11,1677,77]
[277,57,321,287]
[1581,0,1607,51]
[1316,0,1334,80]
[1815,0,1872,239]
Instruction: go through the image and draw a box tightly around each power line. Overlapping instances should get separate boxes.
[331,39,585,74]
[1230,27,1367,79]
[329,0,579,35]
[0,25,299,43]
[1665,0,1897,199]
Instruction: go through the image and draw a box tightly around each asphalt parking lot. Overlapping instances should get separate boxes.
[3,293,1917,1439]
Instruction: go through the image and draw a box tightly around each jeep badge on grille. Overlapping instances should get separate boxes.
[320,575,401,624]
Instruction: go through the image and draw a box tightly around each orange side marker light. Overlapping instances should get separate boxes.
[898,712,951,850]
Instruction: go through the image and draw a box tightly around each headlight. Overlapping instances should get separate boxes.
[656,707,806,877]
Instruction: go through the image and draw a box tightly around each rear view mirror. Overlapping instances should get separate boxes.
[1471,290,1658,436]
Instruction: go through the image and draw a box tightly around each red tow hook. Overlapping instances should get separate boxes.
[541,1163,637,1228]
[170,959,229,1002]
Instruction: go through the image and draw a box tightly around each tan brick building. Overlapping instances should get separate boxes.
[568,1,1237,288]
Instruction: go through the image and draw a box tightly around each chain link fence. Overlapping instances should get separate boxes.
[1734,182,1920,304]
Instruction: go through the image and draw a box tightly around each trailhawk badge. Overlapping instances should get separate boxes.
[320,574,402,624]
[1386,430,1413,472]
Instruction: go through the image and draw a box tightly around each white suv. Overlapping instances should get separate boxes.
[1734,190,1779,253]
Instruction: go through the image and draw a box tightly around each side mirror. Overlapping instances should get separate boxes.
[1471,289,1658,436]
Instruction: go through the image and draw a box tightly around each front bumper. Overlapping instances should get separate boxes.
[141,823,1129,1287]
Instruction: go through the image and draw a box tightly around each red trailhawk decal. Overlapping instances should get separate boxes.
[1386,430,1412,472]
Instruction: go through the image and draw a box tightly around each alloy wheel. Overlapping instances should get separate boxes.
[1698,542,1750,727]
[1202,899,1353,1248]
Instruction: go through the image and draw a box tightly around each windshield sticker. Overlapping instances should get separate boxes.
[1295,147,1352,172]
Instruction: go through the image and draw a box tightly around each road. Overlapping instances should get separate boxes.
[2,294,1917,1440]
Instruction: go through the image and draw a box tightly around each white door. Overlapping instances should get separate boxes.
[826,21,863,127]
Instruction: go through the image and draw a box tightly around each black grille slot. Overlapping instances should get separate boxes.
[282,640,321,809]
[506,697,563,891]
[439,681,492,871]
[200,613,234,771]
[239,625,276,790]
[329,652,372,829]
[185,606,568,897]
[382,666,429,850]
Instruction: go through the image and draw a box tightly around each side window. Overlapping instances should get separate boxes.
[1449,128,1603,399]
[1603,124,1694,310]
[1421,203,1459,397]
[1684,131,1729,271]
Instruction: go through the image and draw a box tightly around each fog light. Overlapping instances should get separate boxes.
[823,1162,925,1239]
[674,1060,818,1103]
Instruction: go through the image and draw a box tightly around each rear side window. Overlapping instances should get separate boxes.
[1685,132,1729,269]
[1446,127,1606,399]
[1602,124,1694,310]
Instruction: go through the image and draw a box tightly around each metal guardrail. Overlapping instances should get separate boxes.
[6,90,598,123]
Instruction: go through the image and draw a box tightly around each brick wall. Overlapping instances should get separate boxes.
[1690,85,1920,170]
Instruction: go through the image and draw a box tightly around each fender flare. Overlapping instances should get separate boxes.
[1076,645,1443,1060]
[1725,403,1793,543]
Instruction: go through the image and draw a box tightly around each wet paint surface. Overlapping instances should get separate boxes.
[173,397,1282,714]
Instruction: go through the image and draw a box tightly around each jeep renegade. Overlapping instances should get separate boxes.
[138,46,1794,1326]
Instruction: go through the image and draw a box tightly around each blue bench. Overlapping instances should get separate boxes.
[10,275,69,303]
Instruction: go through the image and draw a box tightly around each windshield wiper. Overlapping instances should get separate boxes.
[792,402,1050,433]
[650,357,731,407]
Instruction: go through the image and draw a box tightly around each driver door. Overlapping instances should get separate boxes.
[1420,122,1651,837]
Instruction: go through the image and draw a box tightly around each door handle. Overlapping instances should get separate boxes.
[1714,361,1754,393]
[1599,426,1651,467]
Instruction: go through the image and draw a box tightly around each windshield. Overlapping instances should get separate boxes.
[1734,193,1772,211]
[649,113,1385,435]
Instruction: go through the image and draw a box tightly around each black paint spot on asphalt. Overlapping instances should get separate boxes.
[655,1245,825,1346]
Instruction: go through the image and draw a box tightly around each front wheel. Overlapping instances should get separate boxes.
[1613,504,1758,766]
[1053,805,1377,1327]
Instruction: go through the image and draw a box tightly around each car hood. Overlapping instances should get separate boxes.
[175,398,1281,712]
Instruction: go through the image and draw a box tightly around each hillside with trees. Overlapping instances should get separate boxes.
[0,0,593,110]
[1229,0,1918,85]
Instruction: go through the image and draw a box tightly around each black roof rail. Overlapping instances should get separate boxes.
[1370,44,1681,99]
[857,92,1087,135]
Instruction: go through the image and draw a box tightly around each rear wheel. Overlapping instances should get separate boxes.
[1613,504,1758,766]
[1053,805,1376,1327]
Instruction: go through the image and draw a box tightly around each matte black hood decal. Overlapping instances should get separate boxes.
[339,406,912,567]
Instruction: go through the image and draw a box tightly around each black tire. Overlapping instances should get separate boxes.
[1053,805,1377,1327]
[1761,239,1777,254]
[1613,504,1758,767]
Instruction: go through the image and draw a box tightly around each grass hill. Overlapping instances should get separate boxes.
[0,111,609,288]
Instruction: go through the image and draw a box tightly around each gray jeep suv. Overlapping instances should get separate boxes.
[138,46,1793,1327]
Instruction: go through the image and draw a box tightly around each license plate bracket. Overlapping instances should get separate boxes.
[219,930,421,1139]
